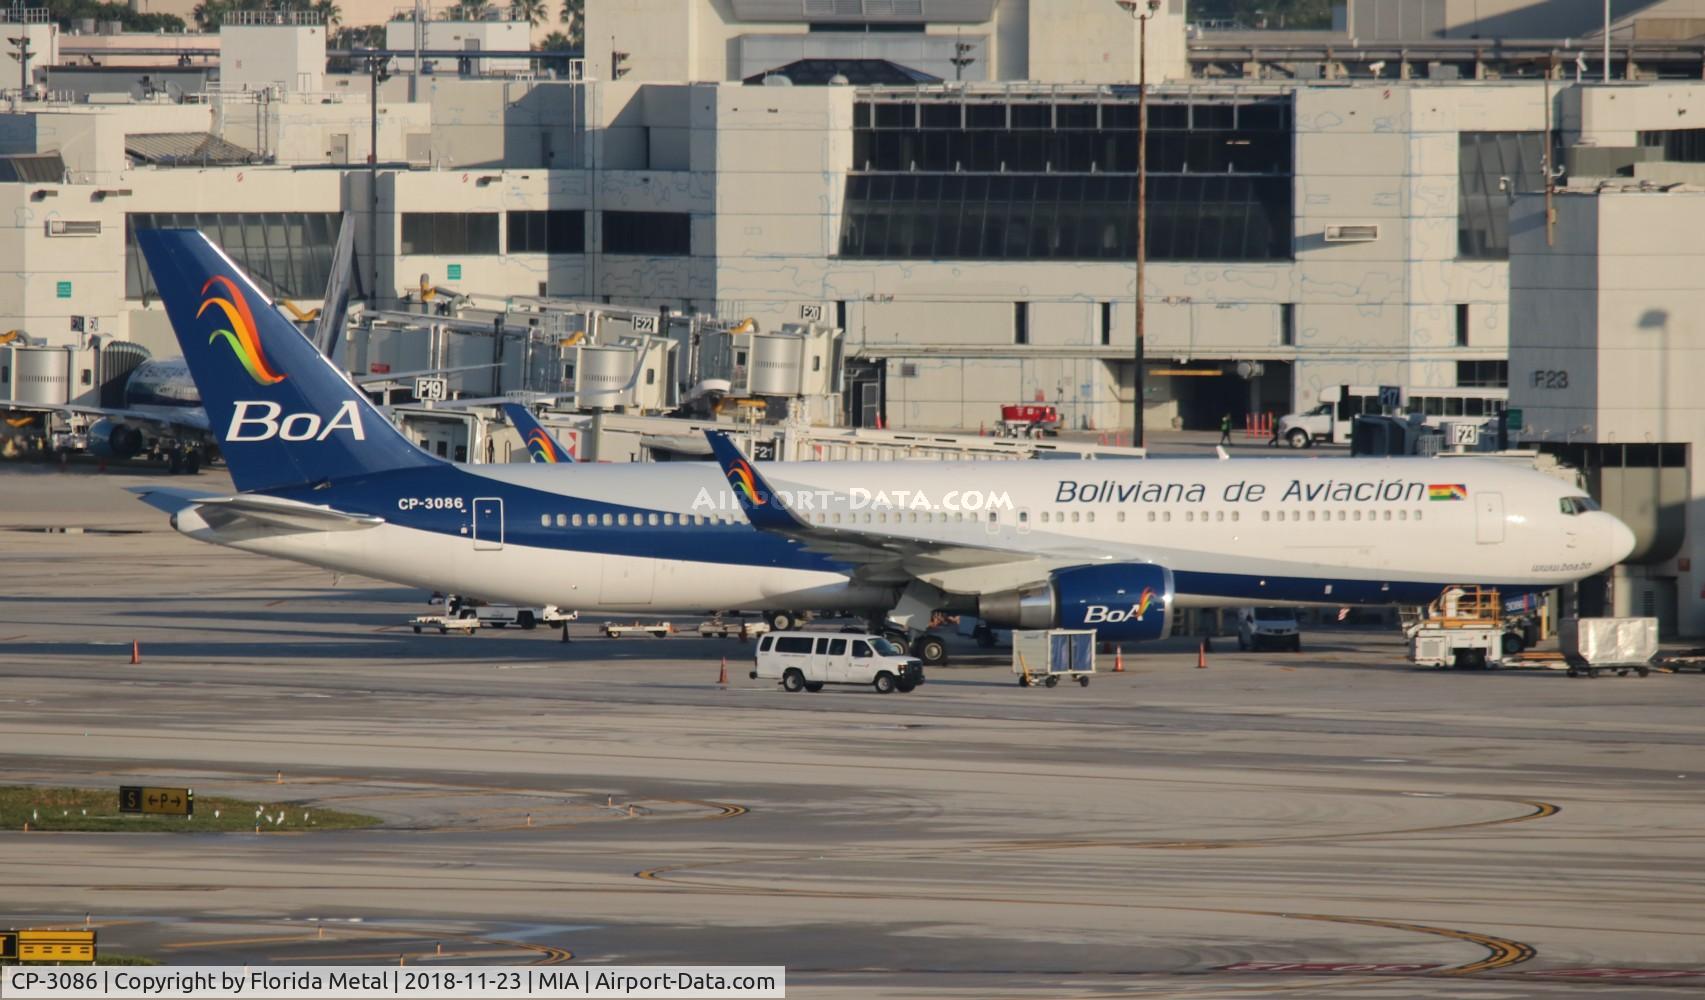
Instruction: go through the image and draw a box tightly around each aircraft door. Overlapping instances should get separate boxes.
[472,497,503,550]
[1476,491,1505,544]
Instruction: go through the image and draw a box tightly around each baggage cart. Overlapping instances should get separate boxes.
[1561,617,1657,678]
[1012,629,1095,688]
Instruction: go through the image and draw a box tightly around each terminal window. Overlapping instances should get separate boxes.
[401,213,500,255]
[841,97,1293,262]
[508,210,585,254]
[603,211,691,256]
[1455,360,1508,388]
[1458,132,1549,260]
[126,212,341,300]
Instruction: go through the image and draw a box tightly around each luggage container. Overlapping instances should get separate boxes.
[1560,617,1658,678]
[1012,629,1095,688]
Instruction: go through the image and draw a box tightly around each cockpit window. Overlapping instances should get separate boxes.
[1559,496,1600,516]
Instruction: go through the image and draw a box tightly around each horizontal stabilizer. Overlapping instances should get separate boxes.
[193,494,385,532]
[127,485,218,514]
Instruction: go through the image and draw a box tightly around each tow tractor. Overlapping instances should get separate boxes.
[1403,586,1538,669]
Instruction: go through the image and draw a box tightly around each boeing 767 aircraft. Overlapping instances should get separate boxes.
[131,230,1634,663]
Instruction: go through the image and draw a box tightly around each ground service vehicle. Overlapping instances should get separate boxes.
[1237,607,1302,651]
[753,631,924,693]
[699,618,770,640]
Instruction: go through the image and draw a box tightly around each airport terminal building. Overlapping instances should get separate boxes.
[2,1,1553,434]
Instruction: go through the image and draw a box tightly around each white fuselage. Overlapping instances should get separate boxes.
[173,456,1633,614]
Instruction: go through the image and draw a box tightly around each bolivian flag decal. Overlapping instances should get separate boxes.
[1428,483,1469,501]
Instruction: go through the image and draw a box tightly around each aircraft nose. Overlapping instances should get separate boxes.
[1605,514,1636,567]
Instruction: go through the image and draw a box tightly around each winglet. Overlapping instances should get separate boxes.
[703,431,804,530]
[501,403,574,463]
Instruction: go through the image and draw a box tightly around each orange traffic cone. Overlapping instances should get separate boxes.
[1113,647,1124,673]
[130,640,140,665]
[717,657,728,686]
[1196,640,1208,669]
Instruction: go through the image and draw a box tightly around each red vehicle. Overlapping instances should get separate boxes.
[999,403,1060,438]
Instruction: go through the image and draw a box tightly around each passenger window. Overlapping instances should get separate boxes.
[1384,510,1392,521]
[1118,511,1127,523]
[1150,511,1157,522]
[988,512,997,523]
[1307,511,1315,522]
[1353,510,1361,521]
[829,638,847,655]
[1071,512,1080,523]
[601,514,613,526]
[1262,511,1270,522]
[758,635,773,651]
[1215,511,1224,522]
[1337,510,1345,521]
[664,513,674,525]
[1040,512,1049,524]
[1185,512,1194,523]
[1231,511,1239,522]
[777,636,813,654]
[1019,512,1029,523]
[1399,510,1408,521]
[851,641,872,657]
[1163,512,1171,522]
[648,513,659,526]
[617,514,628,526]
[1086,512,1095,523]
[555,514,567,527]
[572,514,583,526]
[814,637,828,654]
[1414,509,1423,521]
[540,514,550,527]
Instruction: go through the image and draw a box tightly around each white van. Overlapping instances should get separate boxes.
[752,632,925,693]
[1236,607,1302,651]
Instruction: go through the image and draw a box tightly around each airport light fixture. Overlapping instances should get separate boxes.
[1116,0,1162,447]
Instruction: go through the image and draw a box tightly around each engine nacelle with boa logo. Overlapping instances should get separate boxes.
[978,563,1175,642]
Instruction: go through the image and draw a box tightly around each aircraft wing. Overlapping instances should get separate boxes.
[23,402,212,434]
[128,487,384,533]
[702,432,1140,591]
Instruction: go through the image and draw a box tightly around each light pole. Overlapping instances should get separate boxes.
[1118,0,1161,447]
[367,53,390,305]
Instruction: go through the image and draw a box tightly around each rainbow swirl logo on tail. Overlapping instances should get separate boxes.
[524,428,561,463]
[726,458,767,507]
[1135,587,1155,620]
[198,276,284,386]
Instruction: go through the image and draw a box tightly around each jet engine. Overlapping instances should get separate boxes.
[978,563,1175,641]
[88,418,145,460]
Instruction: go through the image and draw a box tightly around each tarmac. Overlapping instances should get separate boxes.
[3,465,1704,998]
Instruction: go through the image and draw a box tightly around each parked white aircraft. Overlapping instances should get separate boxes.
[130,230,1635,663]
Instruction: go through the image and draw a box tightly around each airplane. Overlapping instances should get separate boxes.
[129,229,1636,666]
[500,402,575,463]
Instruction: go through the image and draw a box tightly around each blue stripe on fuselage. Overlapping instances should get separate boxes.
[267,465,850,572]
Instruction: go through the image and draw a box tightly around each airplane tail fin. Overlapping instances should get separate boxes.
[500,403,574,463]
[136,228,441,493]
[703,431,804,530]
